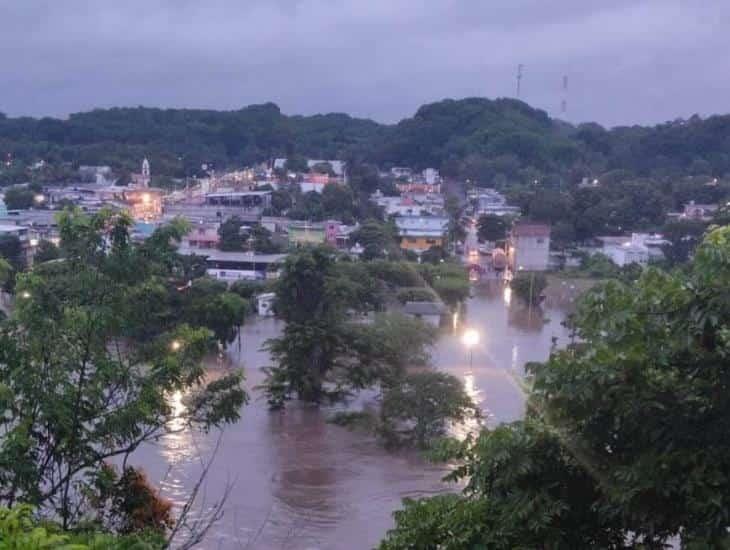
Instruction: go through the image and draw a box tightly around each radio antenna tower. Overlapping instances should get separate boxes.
[560,75,568,114]
[516,64,524,98]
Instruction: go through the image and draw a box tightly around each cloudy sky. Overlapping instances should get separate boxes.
[1,1,727,127]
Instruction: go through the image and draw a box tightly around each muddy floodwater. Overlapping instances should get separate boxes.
[135,279,578,549]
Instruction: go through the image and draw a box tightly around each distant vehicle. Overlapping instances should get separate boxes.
[478,244,490,255]
[492,248,507,271]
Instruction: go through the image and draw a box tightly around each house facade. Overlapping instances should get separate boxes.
[395,216,450,253]
[507,222,551,271]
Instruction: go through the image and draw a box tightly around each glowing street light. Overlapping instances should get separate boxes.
[20,291,31,299]
[462,328,480,368]
[170,340,182,352]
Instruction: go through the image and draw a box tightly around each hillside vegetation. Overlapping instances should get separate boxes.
[2,97,730,184]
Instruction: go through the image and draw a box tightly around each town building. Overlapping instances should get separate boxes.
[594,233,667,266]
[273,158,346,178]
[667,200,719,222]
[391,167,413,179]
[0,223,36,265]
[299,173,338,194]
[177,247,286,282]
[287,220,354,249]
[395,216,450,253]
[507,222,551,271]
[470,189,521,217]
[204,191,271,210]
[395,181,442,194]
[124,188,163,221]
[370,191,444,217]
[78,165,113,183]
[422,168,440,185]
[181,223,221,250]
[0,210,60,245]
[402,301,446,327]
[307,159,346,177]
[162,204,260,225]
[130,158,151,188]
[256,292,276,317]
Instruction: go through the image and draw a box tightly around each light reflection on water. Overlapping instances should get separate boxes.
[132,283,576,549]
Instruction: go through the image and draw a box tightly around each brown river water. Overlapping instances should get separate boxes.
[135,279,579,549]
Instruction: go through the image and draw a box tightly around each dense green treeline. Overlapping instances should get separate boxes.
[3,97,730,184]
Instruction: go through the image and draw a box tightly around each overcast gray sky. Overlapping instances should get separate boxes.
[1,1,727,127]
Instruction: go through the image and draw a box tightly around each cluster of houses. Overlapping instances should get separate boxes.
[0,158,402,279]
[1,155,723,296]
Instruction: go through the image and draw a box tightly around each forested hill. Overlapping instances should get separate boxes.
[1,97,730,183]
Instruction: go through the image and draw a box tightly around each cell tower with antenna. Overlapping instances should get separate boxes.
[516,64,524,98]
[560,75,568,115]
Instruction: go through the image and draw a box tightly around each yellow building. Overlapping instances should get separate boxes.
[395,216,450,253]
[400,235,444,251]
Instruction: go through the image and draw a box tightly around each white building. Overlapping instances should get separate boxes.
[370,191,444,217]
[256,292,276,317]
[595,233,667,266]
[422,168,440,185]
[307,159,346,177]
[402,301,446,327]
[470,189,521,217]
[273,158,346,178]
[507,222,551,271]
[177,248,286,282]
[667,200,719,222]
[391,167,413,179]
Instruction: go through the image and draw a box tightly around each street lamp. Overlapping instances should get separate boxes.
[462,328,479,369]
[170,340,182,352]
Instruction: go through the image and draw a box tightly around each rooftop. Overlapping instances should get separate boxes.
[205,191,272,198]
[0,223,28,233]
[512,222,551,238]
[177,246,286,264]
[403,301,446,316]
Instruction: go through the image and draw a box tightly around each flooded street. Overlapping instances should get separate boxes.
[136,280,576,549]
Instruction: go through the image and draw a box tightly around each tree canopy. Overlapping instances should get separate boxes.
[0,209,248,532]
[4,98,730,188]
[381,226,730,548]
[263,246,437,407]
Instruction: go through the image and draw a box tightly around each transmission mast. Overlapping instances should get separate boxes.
[560,75,568,115]
[516,64,524,98]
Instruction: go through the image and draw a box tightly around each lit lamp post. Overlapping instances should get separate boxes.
[462,328,480,369]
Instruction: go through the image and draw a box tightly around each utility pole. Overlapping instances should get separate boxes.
[560,75,568,115]
[516,64,524,98]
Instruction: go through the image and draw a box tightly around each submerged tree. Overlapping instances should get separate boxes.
[510,270,547,305]
[263,246,435,407]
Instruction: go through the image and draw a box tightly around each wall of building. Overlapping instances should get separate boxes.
[289,227,326,245]
[399,236,443,252]
[509,235,550,271]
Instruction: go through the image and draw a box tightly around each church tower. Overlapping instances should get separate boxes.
[141,158,151,187]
